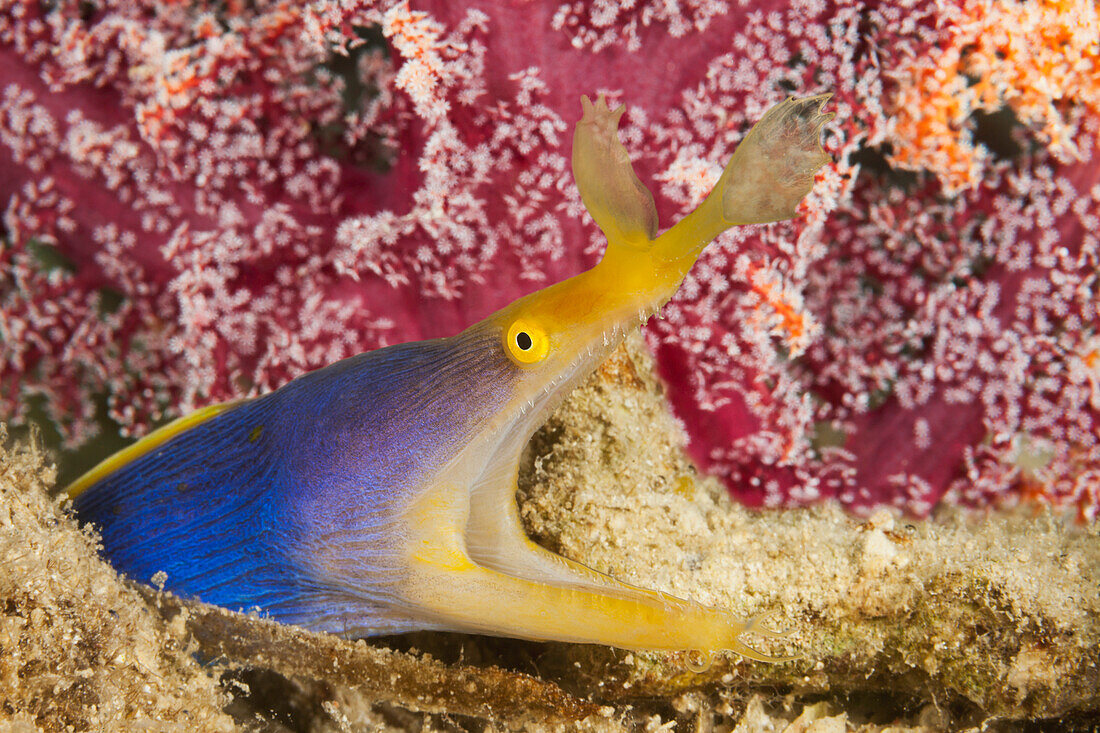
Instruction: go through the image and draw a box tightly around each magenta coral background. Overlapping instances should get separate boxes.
[2,0,1098,517]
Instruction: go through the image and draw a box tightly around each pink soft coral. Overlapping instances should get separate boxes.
[2,0,1097,518]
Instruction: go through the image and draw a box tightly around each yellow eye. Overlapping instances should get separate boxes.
[505,319,549,365]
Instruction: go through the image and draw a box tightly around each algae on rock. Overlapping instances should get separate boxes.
[0,426,234,731]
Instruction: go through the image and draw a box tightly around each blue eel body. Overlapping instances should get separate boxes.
[76,327,512,635]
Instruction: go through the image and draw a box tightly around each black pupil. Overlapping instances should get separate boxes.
[516,331,533,351]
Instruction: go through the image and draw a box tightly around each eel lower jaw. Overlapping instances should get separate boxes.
[438,367,793,655]
[400,480,781,653]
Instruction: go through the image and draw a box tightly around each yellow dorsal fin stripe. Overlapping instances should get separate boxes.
[66,400,246,499]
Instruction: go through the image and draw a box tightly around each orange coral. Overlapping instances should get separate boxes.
[743,260,815,358]
[889,0,1100,191]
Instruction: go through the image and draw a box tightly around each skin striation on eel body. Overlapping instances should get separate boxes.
[68,93,833,660]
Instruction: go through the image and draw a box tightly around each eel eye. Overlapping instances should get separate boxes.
[505,319,549,366]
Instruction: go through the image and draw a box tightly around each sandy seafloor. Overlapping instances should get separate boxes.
[1,333,1098,731]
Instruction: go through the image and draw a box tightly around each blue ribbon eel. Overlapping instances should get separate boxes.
[67,94,832,660]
